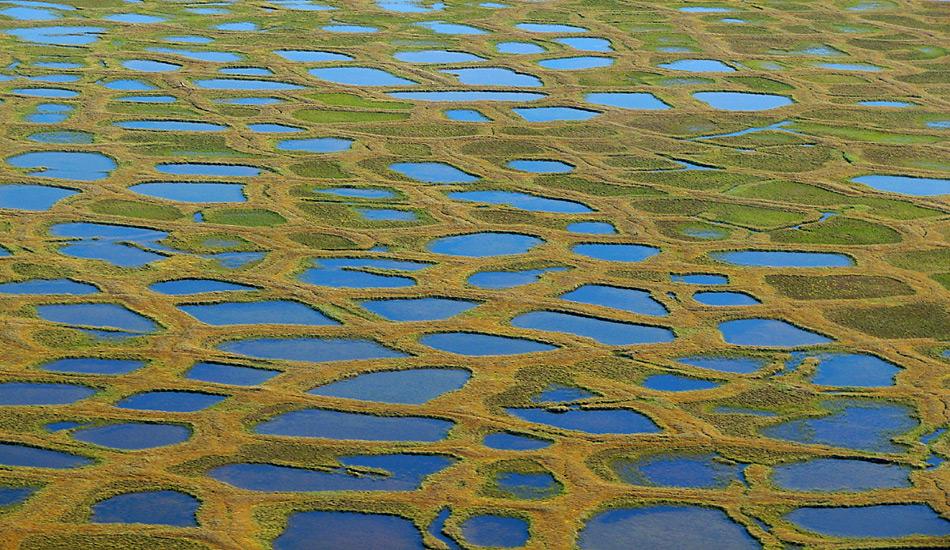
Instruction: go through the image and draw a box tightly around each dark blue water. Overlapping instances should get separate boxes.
[585,92,670,110]
[538,56,614,70]
[0,443,92,469]
[178,300,339,326]
[309,66,417,86]
[507,159,574,173]
[274,49,353,62]
[40,358,144,375]
[389,90,546,102]
[572,243,660,262]
[560,284,668,316]
[495,471,559,499]
[642,374,720,391]
[0,382,96,405]
[92,490,198,526]
[693,291,761,306]
[512,311,675,345]
[677,355,767,374]
[277,137,352,153]
[394,50,484,63]
[612,453,742,488]
[130,182,246,203]
[0,184,77,210]
[7,151,116,181]
[693,91,793,111]
[461,515,530,548]
[73,423,191,450]
[274,511,425,550]
[785,504,950,538]
[809,352,900,387]
[0,486,36,506]
[360,297,478,321]
[310,368,469,404]
[468,267,566,289]
[389,162,479,183]
[220,336,409,362]
[772,458,910,491]
[762,398,917,452]
[255,408,453,441]
[712,250,853,267]
[37,303,157,334]
[150,278,256,295]
[506,406,660,434]
[513,106,600,122]
[578,506,760,549]
[851,174,949,197]
[0,278,96,295]
[421,332,556,355]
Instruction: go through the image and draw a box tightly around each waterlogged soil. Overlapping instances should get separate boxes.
[0,1,947,549]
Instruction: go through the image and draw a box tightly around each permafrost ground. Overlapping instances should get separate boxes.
[0,0,948,548]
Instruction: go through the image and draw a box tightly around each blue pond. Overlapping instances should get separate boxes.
[38,303,157,336]
[512,311,675,345]
[73,423,191,450]
[274,511,424,550]
[309,66,416,86]
[693,291,761,306]
[851,174,949,196]
[186,362,279,386]
[496,41,545,54]
[310,368,470,404]
[221,337,408,363]
[390,161,479,183]
[771,458,910,491]
[7,151,116,181]
[212,454,453,492]
[178,300,338,326]
[150,279,256,295]
[461,515,529,548]
[693,91,793,111]
[572,243,660,262]
[508,159,574,173]
[561,284,667,316]
[0,486,36,506]
[762,398,917,452]
[0,443,92,469]
[428,232,542,257]
[300,257,430,288]
[660,59,735,72]
[554,37,612,52]
[421,332,556,355]
[712,250,853,267]
[585,92,670,110]
[256,408,453,442]
[513,106,600,122]
[506,406,660,434]
[277,137,352,153]
[578,506,760,549]
[719,318,832,347]
[538,56,614,70]
[361,297,477,321]
[357,208,417,222]
[568,222,616,234]
[672,273,728,285]
[92,490,198,527]
[52,223,169,267]
[40,358,144,375]
[0,382,96,406]
[785,504,950,538]
[612,453,742,488]
[156,163,262,177]
[394,50,484,63]
[809,352,900,387]
[0,278,95,295]
[389,91,546,102]
[116,391,226,413]
[642,374,719,392]
[448,190,591,213]
[484,432,553,450]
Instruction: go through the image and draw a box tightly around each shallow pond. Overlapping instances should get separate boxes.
[712,250,854,267]
[394,50,484,63]
[572,243,660,262]
[130,182,246,203]
[677,355,767,374]
[467,267,567,289]
[851,174,949,196]
[389,90,546,102]
[560,284,667,316]
[219,336,409,363]
[719,318,831,347]
[274,511,425,550]
[277,137,352,153]
[300,257,430,288]
[506,406,660,434]
[186,362,279,386]
[360,297,477,321]
[483,432,552,450]
[659,59,735,72]
[310,368,469,404]
[443,109,489,122]
[554,37,612,52]
[179,300,338,326]
[116,391,225,412]
[256,408,452,441]
[642,374,719,391]
[0,278,94,295]
[771,457,910,491]
[512,311,675,345]
[150,278,256,295]
[693,91,793,111]
[40,358,144,375]
[785,504,950,538]
[538,56,614,70]
[507,159,574,173]
[92,490,198,527]
[693,291,760,306]
[578,506,760,549]
[38,303,157,334]
[73,422,190,450]
[421,332,556,355]
[0,382,95,405]
[612,453,742,488]
[427,232,542,257]
[0,442,92,469]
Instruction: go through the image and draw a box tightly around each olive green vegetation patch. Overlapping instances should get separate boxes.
[886,248,950,273]
[288,232,359,250]
[10,262,74,279]
[765,274,914,300]
[636,198,809,230]
[726,76,795,92]
[203,208,286,227]
[826,302,950,339]
[89,199,183,221]
[932,273,950,290]
[308,92,410,110]
[293,109,409,123]
[726,180,941,220]
[769,217,901,245]
[791,121,940,144]
[289,159,350,179]
[22,534,209,550]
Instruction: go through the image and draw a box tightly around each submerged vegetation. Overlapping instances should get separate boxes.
[0,0,947,549]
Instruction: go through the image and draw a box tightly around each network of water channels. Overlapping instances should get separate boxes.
[0,0,948,548]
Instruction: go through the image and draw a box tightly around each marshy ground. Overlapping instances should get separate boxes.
[0,0,948,548]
